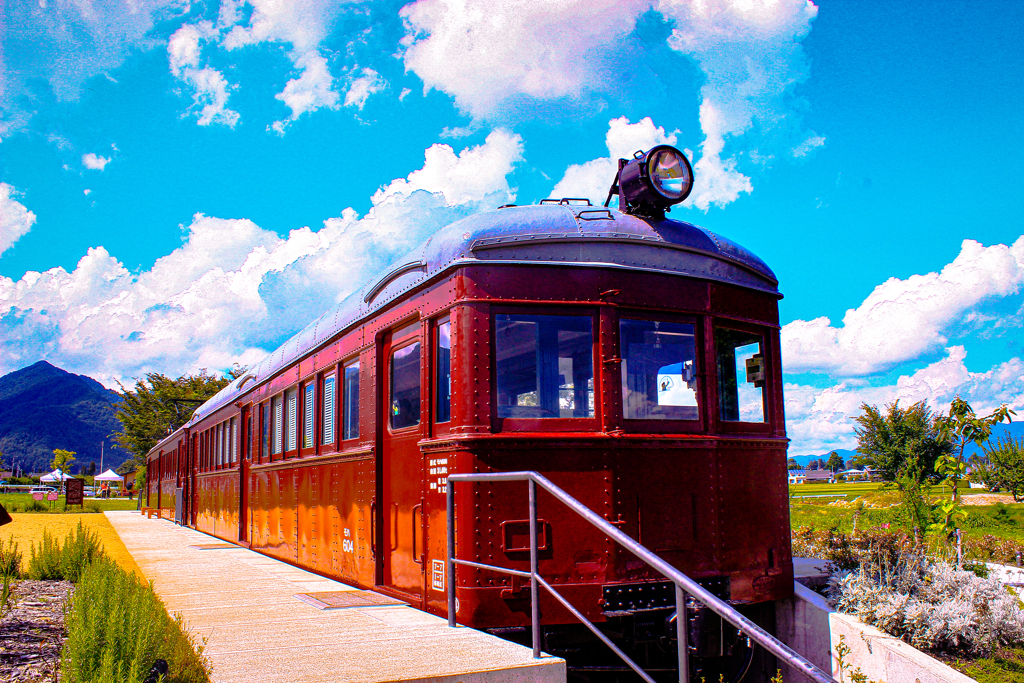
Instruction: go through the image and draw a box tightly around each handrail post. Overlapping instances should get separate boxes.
[447,478,456,628]
[676,585,689,683]
[529,477,541,658]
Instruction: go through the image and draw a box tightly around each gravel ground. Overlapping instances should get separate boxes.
[0,580,71,683]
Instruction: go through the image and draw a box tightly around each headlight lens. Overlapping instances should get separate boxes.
[648,147,692,201]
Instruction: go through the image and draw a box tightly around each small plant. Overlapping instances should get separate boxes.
[25,522,105,581]
[0,536,22,577]
[829,547,1024,656]
[61,558,211,683]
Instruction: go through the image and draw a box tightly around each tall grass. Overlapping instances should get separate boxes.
[0,536,22,577]
[25,521,105,581]
[61,558,211,683]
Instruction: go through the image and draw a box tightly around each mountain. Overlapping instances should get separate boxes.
[0,361,128,475]
[788,449,858,468]
[789,422,1024,468]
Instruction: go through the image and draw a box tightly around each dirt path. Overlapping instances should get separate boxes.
[0,580,71,682]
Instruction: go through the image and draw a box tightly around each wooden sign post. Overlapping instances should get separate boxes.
[66,478,85,509]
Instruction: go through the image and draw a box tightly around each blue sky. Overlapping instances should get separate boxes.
[1,0,1022,453]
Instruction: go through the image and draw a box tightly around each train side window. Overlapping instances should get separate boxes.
[390,345,420,430]
[323,374,336,445]
[272,395,283,456]
[285,388,298,452]
[716,329,766,423]
[495,314,594,418]
[261,402,270,460]
[343,360,360,439]
[230,417,238,463]
[620,319,699,420]
[303,383,315,449]
[436,319,452,423]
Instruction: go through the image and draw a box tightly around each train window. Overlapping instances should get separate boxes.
[390,344,420,430]
[261,402,270,460]
[343,361,360,439]
[716,329,766,423]
[272,395,283,455]
[495,314,594,418]
[285,389,298,452]
[230,417,237,462]
[303,384,315,449]
[436,319,452,423]
[323,375,336,445]
[620,319,699,420]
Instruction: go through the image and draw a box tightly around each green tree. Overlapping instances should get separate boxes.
[985,435,1024,502]
[853,400,950,483]
[113,366,244,466]
[826,451,845,472]
[51,448,77,494]
[931,397,1015,540]
[787,457,801,470]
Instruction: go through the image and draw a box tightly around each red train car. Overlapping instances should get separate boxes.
[146,147,793,680]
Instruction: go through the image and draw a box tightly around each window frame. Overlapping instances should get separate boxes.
[300,380,316,456]
[342,356,362,443]
[284,387,299,456]
[614,309,705,435]
[271,394,284,460]
[491,305,601,433]
[388,337,422,434]
[711,319,774,435]
[320,368,338,453]
[432,314,454,435]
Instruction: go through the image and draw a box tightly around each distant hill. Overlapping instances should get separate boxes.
[789,421,1024,467]
[0,361,129,475]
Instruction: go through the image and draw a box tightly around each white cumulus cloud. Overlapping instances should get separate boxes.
[0,184,37,257]
[82,153,112,171]
[344,68,385,110]
[550,116,678,204]
[401,0,819,209]
[782,237,1024,376]
[168,21,240,127]
[374,130,524,207]
[785,347,1024,453]
[271,52,341,134]
[0,131,525,385]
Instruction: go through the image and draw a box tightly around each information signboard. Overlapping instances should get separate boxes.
[66,478,85,507]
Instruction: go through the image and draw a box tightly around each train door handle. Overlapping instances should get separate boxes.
[370,498,376,559]
[392,502,399,552]
[412,502,423,564]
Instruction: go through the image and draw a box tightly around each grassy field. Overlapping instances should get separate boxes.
[790,481,1024,544]
[1,512,142,577]
[0,492,139,513]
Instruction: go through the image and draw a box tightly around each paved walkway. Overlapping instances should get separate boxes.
[105,511,564,683]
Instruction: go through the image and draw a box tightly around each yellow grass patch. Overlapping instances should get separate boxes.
[0,512,142,578]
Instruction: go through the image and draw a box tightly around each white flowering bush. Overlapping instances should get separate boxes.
[829,551,1024,655]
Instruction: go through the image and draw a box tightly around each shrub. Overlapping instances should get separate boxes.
[0,536,22,577]
[61,558,211,683]
[829,547,1024,656]
[25,521,105,581]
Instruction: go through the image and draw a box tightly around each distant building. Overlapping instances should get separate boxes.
[788,470,807,484]
[803,470,834,483]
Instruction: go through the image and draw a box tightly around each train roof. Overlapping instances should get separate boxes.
[154,203,777,450]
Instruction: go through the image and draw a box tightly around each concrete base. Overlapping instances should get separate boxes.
[777,582,976,683]
[105,511,565,683]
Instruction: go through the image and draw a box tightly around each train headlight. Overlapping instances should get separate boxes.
[613,145,694,217]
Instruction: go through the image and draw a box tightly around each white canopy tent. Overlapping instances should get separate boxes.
[94,469,124,482]
[39,469,72,482]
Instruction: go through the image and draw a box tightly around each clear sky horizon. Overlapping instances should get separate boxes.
[1,0,1021,453]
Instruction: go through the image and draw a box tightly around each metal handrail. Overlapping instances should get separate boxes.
[446,470,837,683]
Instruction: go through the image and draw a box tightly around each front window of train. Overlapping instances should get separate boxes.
[716,329,767,423]
[495,313,594,418]
[620,319,700,420]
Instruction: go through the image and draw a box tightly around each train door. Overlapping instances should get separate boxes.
[379,321,426,602]
[190,435,198,526]
[239,405,251,544]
